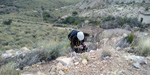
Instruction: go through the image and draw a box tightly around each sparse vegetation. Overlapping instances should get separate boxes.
[62,16,84,25]
[101,50,111,60]
[103,15,115,22]
[17,41,68,69]
[0,21,69,51]
[89,19,101,25]
[126,32,134,44]
[136,36,150,56]
[100,16,143,29]
[0,62,20,75]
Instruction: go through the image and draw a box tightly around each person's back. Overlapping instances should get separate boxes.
[68,30,87,53]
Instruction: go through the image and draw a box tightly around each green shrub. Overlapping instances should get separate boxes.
[0,63,20,75]
[137,36,150,56]
[126,33,134,44]
[62,16,84,25]
[89,19,101,25]
[72,11,78,16]
[35,40,68,60]
[101,17,143,29]
[103,15,115,22]
[3,19,12,25]
[17,41,68,69]
[43,11,52,22]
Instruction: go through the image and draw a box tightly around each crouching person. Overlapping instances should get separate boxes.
[68,30,88,53]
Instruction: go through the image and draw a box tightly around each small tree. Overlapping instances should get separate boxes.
[72,11,78,16]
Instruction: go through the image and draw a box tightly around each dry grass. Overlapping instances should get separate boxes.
[101,39,112,60]
[17,40,69,69]
[137,36,150,56]
[0,62,20,75]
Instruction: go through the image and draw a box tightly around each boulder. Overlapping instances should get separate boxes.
[124,25,131,31]
[116,37,130,48]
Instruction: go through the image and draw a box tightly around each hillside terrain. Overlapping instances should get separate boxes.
[0,0,150,75]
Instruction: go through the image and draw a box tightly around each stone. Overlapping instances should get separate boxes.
[50,72,57,75]
[42,60,46,64]
[21,47,31,51]
[56,57,73,66]
[6,50,16,54]
[72,56,82,63]
[21,74,34,75]
[116,47,121,51]
[90,50,95,52]
[36,62,42,65]
[74,62,79,65]
[1,54,9,58]
[82,59,88,65]
[133,62,141,69]
[124,25,131,31]
[50,65,56,72]
[1,53,13,58]
[56,63,68,72]
[37,71,46,75]
[125,55,147,64]
[116,37,130,48]
[56,63,64,70]
[88,43,97,50]
[59,70,65,75]
[23,66,30,70]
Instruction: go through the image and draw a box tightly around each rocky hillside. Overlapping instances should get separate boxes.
[0,0,150,75]
[19,28,150,75]
[0,27,150,75]
[76,0,150,9]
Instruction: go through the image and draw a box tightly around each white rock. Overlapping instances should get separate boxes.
[82,59,88,65]
[6,50,16,54]
[74,62,79,65]
[1,54,9,58]
[90,50,95,52]
[21,47,30,51]
[1,53,13,58]
[59,70,65,75]
[56,56,73,66]
[116,47,121,51]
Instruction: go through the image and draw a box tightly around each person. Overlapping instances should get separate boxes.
[68,30,88,53]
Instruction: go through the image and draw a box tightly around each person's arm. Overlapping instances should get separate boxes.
[74,45,83,50]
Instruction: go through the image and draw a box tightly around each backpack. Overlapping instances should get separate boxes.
[68,30,78,41]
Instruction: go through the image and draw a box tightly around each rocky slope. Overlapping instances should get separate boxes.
[19,29,150,75]
[76,0,150,9]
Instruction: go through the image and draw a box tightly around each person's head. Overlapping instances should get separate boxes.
[77,31,84,41]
